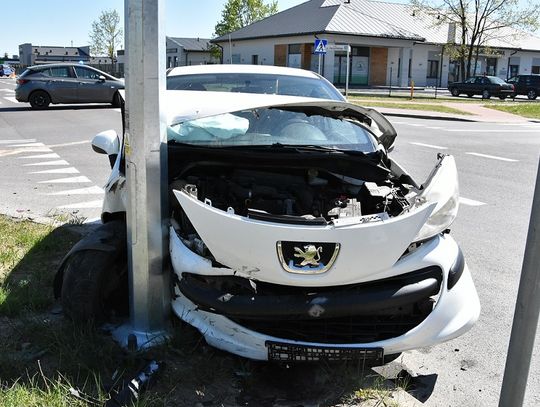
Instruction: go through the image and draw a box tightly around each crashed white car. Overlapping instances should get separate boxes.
[56,91,480,364]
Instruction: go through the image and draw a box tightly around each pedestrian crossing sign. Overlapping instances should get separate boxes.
[314,39,328,54]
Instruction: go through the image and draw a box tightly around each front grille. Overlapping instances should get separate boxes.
[232,298,433,344]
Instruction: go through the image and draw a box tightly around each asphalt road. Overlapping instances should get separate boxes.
[1,77,540,406]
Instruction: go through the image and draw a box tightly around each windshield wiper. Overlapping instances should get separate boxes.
[270,143,369,155]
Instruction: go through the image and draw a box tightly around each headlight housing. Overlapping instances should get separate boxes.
[413,155,459,242]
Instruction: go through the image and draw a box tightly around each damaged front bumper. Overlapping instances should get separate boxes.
[171,227,480,361]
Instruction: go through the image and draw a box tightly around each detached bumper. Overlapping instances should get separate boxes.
[171,232,480,361]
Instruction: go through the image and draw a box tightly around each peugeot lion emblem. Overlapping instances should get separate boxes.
[277,241,340,274]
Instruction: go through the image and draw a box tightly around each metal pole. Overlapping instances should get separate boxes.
[318,53,322,75]
[113,0,170,349]
[345,45,350,99]
[499,158,540,407]
[229,34,232,64]
[389,67,392,97]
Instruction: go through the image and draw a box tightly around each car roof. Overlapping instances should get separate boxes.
[167,64,322,79]
[27,63,100,70]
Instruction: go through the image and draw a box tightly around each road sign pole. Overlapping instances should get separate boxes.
[499,158,540,406]
[318,54,322,75]
[113,0,170,349]
[345,45,350,98]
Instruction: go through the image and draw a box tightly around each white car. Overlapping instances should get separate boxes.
[166,64,345,101]
[55,89,479,364]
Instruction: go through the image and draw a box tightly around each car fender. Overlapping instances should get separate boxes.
[53,220,126,298]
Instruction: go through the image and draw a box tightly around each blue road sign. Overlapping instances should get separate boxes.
[314,39,328,54]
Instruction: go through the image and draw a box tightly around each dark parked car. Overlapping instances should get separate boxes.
[506,75,540,100]
[448,75,514,99]
[15,63,124,109]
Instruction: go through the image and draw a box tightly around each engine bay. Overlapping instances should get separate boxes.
[170,163,415,232]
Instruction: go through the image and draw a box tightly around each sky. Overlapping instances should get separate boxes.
[0,0,317,57]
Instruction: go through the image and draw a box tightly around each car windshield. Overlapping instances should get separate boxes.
[166,73,344,100]
[167,107,378,152]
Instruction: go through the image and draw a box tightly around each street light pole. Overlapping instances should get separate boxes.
[113,0,170,349]
[499,158,540,406]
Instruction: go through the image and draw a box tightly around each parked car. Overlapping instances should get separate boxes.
[55,89,480,364]
[0,64,14,77]
[448,75,514,99]
[166,64,346,101]
[506,75,540,100]
[15,63,124,109]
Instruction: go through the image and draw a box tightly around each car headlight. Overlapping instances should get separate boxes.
[413,155,459,242]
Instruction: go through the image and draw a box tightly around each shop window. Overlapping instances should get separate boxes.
[232,54,241,64]
[532,66,540,74]
[252,55,259,65]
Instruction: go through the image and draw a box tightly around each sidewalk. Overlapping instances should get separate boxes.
[360,102,533,123]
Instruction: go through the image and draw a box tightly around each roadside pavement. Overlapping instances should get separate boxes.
[359,102,534,123]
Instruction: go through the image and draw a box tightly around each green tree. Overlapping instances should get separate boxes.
[89,9,123,61]
[411,0,540,81]
[214,0,278,37]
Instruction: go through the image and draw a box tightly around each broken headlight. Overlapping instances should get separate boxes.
[413,155,459,243]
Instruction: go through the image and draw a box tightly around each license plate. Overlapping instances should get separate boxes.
[266,341,384,362]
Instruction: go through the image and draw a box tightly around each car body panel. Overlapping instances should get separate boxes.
[15,63,124,106]
[449,75,514,97]
[173,188,436,286]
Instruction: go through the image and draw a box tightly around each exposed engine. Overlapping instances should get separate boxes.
[170,165,413,235]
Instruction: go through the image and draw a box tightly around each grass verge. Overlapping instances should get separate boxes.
[0,215,410,406]
[484,103,540,119]
[350,100,471,115]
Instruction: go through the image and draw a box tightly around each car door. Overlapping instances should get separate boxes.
[461,77,476,93]
[43,66,78,103]
[74,66,114,103]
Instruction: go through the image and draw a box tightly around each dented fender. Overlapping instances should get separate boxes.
[53,220,127,298]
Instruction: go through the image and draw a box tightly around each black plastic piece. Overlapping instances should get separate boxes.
[447,246,465,290]
[178,267,442,320]
[247,209,327,226]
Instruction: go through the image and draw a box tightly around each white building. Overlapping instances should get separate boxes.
[212,0,540,87]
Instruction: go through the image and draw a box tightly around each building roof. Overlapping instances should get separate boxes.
[213,0,540,51]
[168,37,212,52]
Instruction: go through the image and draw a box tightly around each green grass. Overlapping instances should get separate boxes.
[0,215,408,406]
[0,216,78,316]
[351,100,472,115]
[484,103,540,119]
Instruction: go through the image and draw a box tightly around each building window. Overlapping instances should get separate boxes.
[252,54,259,65]
[486,57,497,76]
[287,44,301,68]
[232,54,241,64]
[174,56,178,67]
[427,60,439,78]
[166,48,178,53]
[532,66,540,74]
[167,56,171,68]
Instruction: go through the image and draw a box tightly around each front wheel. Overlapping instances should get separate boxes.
[29,90,51,109]
[527,89,537,100]
[467,93,474,98]
[61,220,128,323]
[450,88,460,97]
[482,89,491,99]
[499,95,507,100]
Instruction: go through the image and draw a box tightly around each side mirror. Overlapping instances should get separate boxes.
[98,75,106,82]
[92,130,119,155]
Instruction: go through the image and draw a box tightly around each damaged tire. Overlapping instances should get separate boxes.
[60,220,128,323]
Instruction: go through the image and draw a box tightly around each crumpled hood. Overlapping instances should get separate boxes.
[173,189,435,287]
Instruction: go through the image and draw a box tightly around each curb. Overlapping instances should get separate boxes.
[381,111,477,122]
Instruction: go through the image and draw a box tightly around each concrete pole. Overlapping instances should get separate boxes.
[499,158,540,406]
[113,0,170,349]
